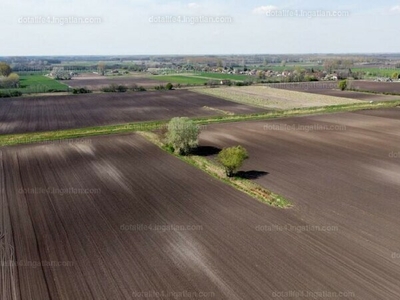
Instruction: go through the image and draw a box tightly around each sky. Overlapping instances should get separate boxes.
[1,0,400,56]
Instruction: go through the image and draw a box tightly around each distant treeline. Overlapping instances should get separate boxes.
[13,64,147,74]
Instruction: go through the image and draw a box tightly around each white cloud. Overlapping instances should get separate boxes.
[252,5,278,15]
[188,2,200,9]
[390,5,400,13]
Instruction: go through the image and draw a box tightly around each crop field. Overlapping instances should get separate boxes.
[0,90,264,134]
[269,82,400,101]
[65,74,166,90]
[1,131,399,299]
[193,85,363,109]
[1,75,69,94]
[198,108,400,299]
[348,80,400,94]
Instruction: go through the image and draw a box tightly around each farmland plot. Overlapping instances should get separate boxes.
[199,108,400,299]
[269,81,400,101]
[0,90,264,134]
[1,131,400,299]
[66,74,166,90]
[193,86,363,109]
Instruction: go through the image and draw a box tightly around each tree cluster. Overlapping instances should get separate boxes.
[0,62,20,88]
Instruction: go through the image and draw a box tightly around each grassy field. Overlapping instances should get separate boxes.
[197,72,251,81]
[151,75,208,85]
[151,72,254,85]
[351,68,399,78]
[2,75,69,94]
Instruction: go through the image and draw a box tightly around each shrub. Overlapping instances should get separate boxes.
[166,82,174,90]
[338,80,348,91]
[154,85,166,90]
[305,75,318,82]
[102,84,128,92]
[72,87,92,94]
[235,81,253,87]
[207,80,219,87]
[47,89,66,93]
[129,84,146,92]
[129,83,138,90]
[0,90,22,98]
[117,85,128,92]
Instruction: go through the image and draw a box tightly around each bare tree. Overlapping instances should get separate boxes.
[97,62,106,76]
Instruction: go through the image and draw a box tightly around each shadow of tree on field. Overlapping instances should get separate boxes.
[235,170,269,180]
[191,146,221,157]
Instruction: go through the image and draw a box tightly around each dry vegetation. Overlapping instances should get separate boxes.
[193,86,363,109]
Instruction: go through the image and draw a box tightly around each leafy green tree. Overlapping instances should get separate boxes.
[166,117,200,155]
[392,72,399,79]
[338,80,348,91]
[0,62,12,77]
[217,145,249,177]
[166,82,174,90]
